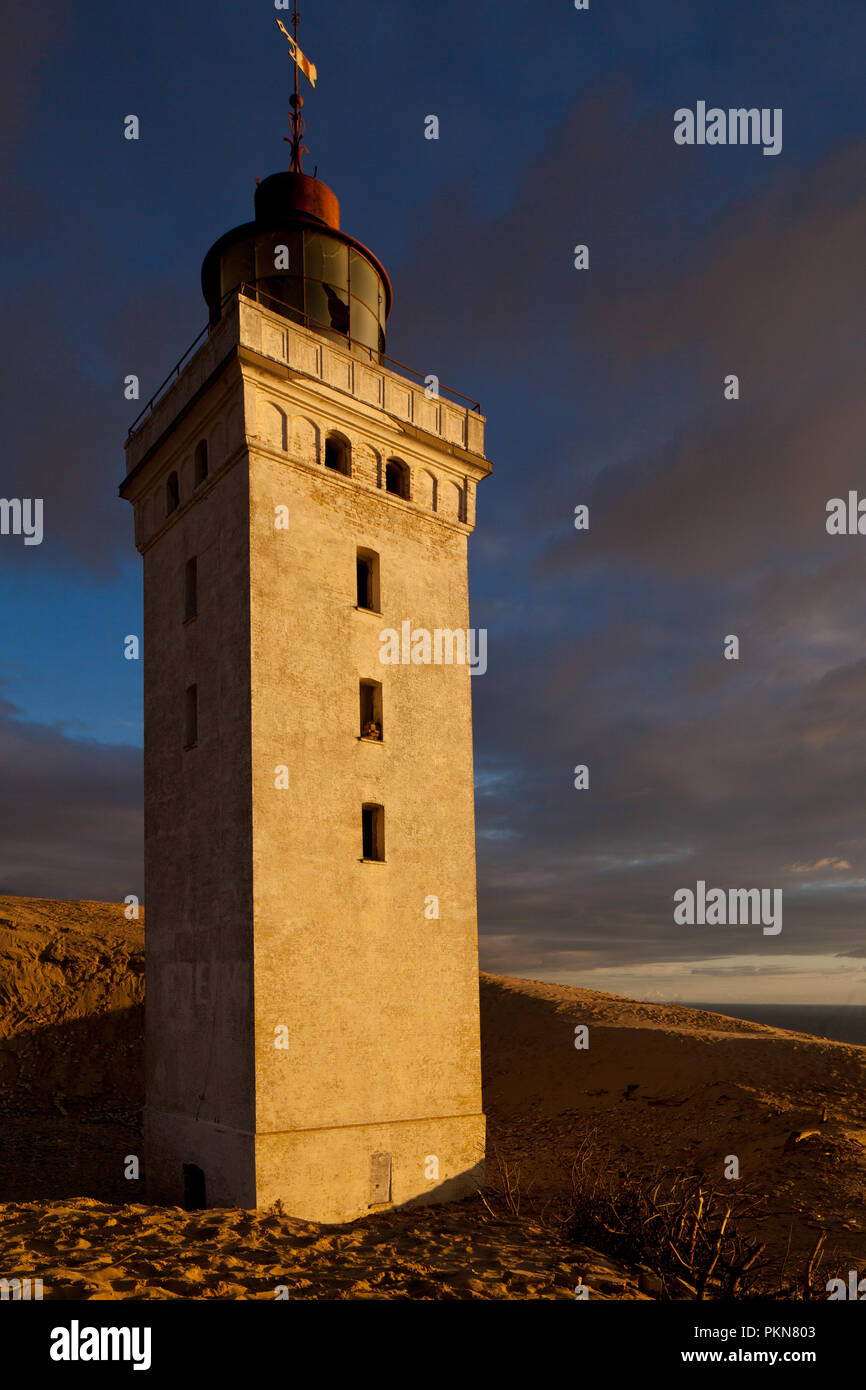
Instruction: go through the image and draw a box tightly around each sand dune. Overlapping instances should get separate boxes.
[0,1197,647,1300]
[481,973,866,1269]
[0,896,864,1299]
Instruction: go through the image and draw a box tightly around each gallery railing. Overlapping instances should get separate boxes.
[127,282,482,439]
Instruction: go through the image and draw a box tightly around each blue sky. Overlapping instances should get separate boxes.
[3,0,866,1003]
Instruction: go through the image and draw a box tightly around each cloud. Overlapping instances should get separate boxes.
[379,95,866,984]
[789,858,852,873]
[0,277,198,578]
[690,964,833,979]
[3,68,865,1002]
[0,4,67,155]
[0,695,142,901]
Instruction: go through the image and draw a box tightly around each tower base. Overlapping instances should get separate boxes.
[146,1108,485,1224]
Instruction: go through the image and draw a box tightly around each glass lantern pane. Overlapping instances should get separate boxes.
[304,232,348,290]
[220,238,254,306]
[257,275,304,320]
[350,298,379,354]
[255,230,302,287]
[349,250,382,313]
[306,279,349,337]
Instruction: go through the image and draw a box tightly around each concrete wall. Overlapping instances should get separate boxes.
[125,305,490,1219]
[146,1109,257,1210]
[255,1116,485,1225]
[247,393,486,1214]
[138,390,256,1203]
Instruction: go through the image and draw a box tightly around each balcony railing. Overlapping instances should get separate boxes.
[127,282,481,440]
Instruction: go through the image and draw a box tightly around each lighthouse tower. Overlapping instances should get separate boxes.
[120,52,490,1223]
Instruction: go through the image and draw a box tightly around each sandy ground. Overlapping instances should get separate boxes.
[0,896,864,1299]
[0,1197,647,1300]
[481,973,866,1266]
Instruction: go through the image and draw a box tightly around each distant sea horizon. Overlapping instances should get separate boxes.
[683,1003,866,1047]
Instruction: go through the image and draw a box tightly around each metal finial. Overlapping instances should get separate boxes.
[275,10,318,174]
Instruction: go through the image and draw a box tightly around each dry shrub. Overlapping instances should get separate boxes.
[550,1135,832,1299]
[480,1132,840,1300]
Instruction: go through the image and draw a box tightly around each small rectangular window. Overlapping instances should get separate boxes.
[356,548,380,611]
[184,684,198,749]
[359,679,383,739]
[362,803,385,861]
[184,556,197,621]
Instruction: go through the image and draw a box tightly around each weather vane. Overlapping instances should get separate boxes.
[275,11,318,173]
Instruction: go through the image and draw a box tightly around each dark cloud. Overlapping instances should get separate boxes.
[472,599,866,972]
[0,695,142,901]
[0,4,67,153]
[3,19,866,1001]
[0,278,197,577]
[385,95,866,983]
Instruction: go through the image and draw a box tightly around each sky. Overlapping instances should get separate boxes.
[2,0,865,1005]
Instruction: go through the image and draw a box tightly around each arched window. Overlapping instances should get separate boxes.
[385,458,409,499]
[324,432,351,476]
[166,471,180,516]
[194,439,208,486]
